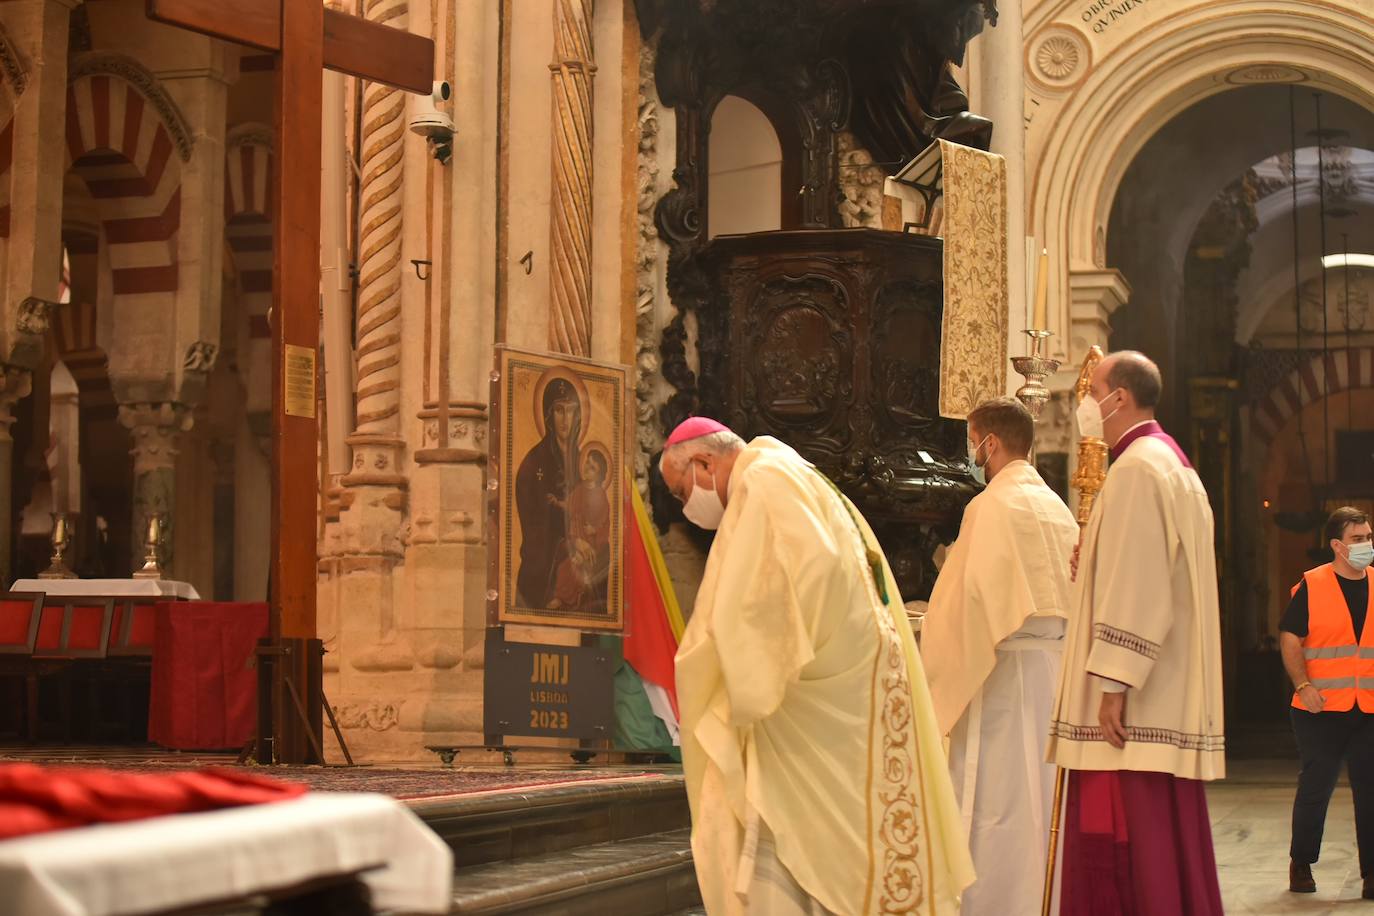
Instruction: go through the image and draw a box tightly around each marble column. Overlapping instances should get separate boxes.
[118,403,192,577]
[0,2,76,583]
[1068,268,1131,357]
[341,0,409,514]
[163,63,230,411]
[548,0,596,356]
[972,0,1029,380]
[330,0,414,749]
[0,368,31,584]
[0,0,74,367]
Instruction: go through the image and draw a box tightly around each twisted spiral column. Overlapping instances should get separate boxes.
[354,0,408,432]
[548,0,596,356]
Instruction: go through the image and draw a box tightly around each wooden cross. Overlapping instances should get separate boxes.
[145,1,434,762]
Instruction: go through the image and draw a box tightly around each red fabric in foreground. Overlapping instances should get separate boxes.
[0,763,306,839]
[1060,769,1224,916]
[148,602,269,750]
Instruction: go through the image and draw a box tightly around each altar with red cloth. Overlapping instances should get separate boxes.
[148,602,269,751]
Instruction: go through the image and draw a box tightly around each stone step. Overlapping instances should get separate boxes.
[409,774,690,869]
[448,828,697,915]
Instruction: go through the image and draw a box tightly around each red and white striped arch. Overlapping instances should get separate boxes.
[225,134,271,222]
[223,129,274,305]
[64,71,183,296]
[223,126,274,414]
[1250,347,1374,446]
[50,296,113,404]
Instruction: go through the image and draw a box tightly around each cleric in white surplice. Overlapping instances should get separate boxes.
[921,396,1078,916]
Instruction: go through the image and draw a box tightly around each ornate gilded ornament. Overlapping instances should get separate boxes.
[39,514,75,580]
[132,512,167,580]
[1070,345,1108,527]
[1011,330,1061,420]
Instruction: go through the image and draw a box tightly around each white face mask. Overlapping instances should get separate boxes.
[1342,541,1374,572]
[682,465,725,530]
[1075,389,1123,440]
[968,434,991,486]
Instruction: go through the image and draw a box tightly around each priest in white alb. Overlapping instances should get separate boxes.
[921,396,1078,915]
[660,417,975,915]
[1047,351,1225,915]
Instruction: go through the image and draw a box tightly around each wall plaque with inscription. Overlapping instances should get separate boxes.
[283,344,317,418]
[482,633,615,741]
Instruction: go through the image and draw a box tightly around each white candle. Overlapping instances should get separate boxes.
[1032,248,1049,332]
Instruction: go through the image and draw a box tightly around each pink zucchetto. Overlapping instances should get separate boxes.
[665,416,730,447]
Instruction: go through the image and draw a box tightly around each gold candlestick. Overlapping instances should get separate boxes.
[1011,329,1061,419]
[38,513,76,580]
[132,513,166,580]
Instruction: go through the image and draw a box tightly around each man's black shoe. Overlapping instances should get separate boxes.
[1289,860,1316,894]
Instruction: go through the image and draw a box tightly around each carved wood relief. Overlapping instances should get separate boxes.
[635,0,995,597]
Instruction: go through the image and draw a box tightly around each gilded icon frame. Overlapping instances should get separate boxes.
[490,346,627,631]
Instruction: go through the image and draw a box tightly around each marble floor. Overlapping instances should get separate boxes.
[1212,759,1368,914]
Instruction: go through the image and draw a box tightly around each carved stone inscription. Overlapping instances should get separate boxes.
[1081,0,1150,34]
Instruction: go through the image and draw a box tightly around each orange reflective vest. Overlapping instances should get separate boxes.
[1291,564,1374,712]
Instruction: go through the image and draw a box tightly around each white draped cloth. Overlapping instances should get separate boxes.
[920,460,1077,914]
[946,617,1064,916]
[0,793,453,916]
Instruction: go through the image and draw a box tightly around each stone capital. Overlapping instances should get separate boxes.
[118,402,194,475]
[343,433,408,489]
[1068,268,1131,359]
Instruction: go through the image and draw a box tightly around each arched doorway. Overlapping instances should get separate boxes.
[707,96,784,238]
[1023,2,1374,736]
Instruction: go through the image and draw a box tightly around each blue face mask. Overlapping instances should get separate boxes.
[968,434,991,486]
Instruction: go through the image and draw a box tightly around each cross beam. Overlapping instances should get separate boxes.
[143,0,435,763]
[147,0,434,94]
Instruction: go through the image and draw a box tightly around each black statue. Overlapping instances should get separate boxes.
[843,0,997,163]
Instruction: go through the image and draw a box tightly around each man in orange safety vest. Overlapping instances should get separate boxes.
[1280,506,1374,897]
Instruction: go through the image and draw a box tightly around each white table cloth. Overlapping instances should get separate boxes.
[0,792,453,915]
[11,578,201,600]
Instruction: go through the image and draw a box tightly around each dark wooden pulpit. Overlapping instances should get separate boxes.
[693,229,976,599]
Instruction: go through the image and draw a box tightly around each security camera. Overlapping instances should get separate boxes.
[409,81,454,140]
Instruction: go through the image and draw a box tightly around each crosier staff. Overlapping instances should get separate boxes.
[1041,344,1108,916]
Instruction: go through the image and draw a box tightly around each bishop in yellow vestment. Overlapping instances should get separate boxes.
[660,418,974,915]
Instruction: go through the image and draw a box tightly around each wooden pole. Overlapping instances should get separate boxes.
[270,0,325,762]
[1043,345,1108,915]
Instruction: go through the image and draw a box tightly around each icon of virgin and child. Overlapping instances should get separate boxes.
[514,369,613,615]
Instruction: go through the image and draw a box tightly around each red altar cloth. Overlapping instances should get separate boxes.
[148,602,269,751]
[0,763,305,839]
